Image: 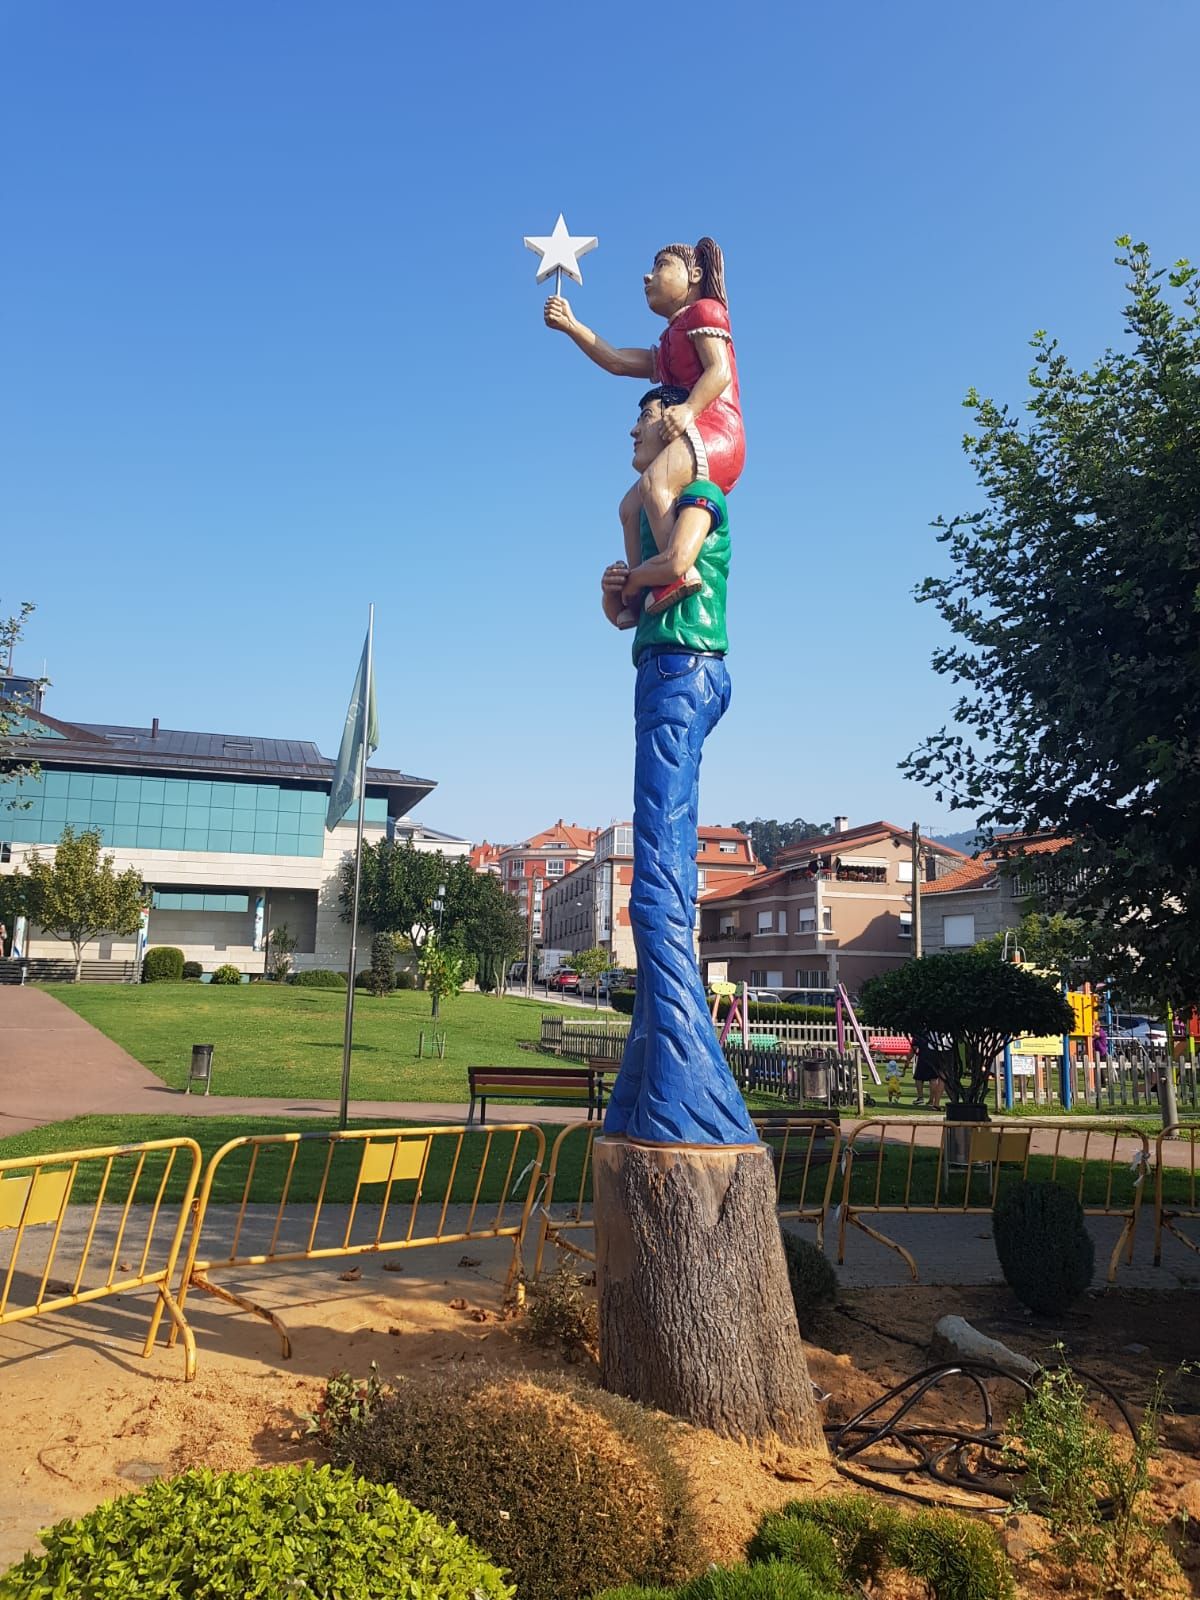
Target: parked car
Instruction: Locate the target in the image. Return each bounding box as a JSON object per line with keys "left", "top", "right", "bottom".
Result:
{"left": 580, "top": 968, "right": 626, "bottom": 998}
{"left": 547, "top": 969, "right": 581, "bottom": 993}
{"left": 507, "top": 961, "right": 527, "bottom": 986}
{"left": 745, "top": 989, "right": 782, "bottom": 1005}
{"left": 780, "top": 989, "right": 838, "bottom": 1009}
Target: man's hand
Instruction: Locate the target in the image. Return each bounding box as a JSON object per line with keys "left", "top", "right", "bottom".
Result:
{"left": 602, "top": 561, "right": 631, "bottom": 627}
{"left": 544, "top": 295, "right": 577, "bottom": 334}
{"left": 660, "top": 403, "right": 695, "bottom": 443}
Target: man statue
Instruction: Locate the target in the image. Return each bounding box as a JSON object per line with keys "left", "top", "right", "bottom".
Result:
{"left": 599, "top": 385, "right": 758, "bottom": 1147}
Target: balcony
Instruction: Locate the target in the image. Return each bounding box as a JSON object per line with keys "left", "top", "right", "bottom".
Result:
{"left": 699, "top": 929, "right": 750, "bottom": 945}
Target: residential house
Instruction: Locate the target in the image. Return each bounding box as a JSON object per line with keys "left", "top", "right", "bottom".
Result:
{"left": 697, "top": 818, "right": 967, "bottom": 995}
{"left": 541, "top": 823, "right": 758, "bottom": 968}
{"left": 921, "top": 833, "right": 1072, "bottom": 953}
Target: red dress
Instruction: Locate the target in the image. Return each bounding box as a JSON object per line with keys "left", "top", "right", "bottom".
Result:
{"left": 653, "top": 297, "right": 744, "bottom": 493}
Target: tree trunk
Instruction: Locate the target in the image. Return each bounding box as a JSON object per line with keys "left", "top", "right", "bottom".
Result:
{"left": 73, "top": 943, "right": 84, "bottom": 982}
{"left": 593, "top": 1136, "right": 826, "bottom": 1449}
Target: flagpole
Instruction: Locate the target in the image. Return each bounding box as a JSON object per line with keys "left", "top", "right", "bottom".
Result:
{"left": 338, "top": 602, "right": 374, "bottom": 1129}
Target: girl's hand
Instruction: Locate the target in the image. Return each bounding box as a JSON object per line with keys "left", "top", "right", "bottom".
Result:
{"left": 660, "top": 403, "right": 695, "bottom": 442}
{"left": 544, "top": 295, "right": 577, "bottom": 333}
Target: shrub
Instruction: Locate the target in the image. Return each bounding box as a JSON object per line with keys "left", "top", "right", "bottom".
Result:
{"left": 209, "top": 963, "right": 243, "bottom": 985}
{"left": 780, "top": 1233, "right": 837, "bottom": 1332}
{"left": 713, "top": 999, "right": 837, "bottom": 1027}
{"left": 142, "top": 945, "right": 184, "bottom": 982}
{"left": 0, "top": 1462, "right": 513, "bottom": 1598}
{"left": 594, "top": 1564, "right": 839, "bottom": 1599}
{"left": 525, "top": 1261, "right": 598, "bottom": 1358}
{"left": 367, "top": 930, "right": 397, "bottom": 996}
{"left": 181, "top": 960, "right": 203, "bottom": 980}
{"left": 891, "top": 1508, "right": 1014, "bottom": 1600}
{"left": 395, "top": 967, "right": 416, "bottom": 989}
{"left": 750, "top": 1496, "right": 896, "bottom": 1587}
{"left": 992, "top": 1180, "right": 1094, "bottom": 1315}
{"left": 292, "top": 968, "right": 348, "bottom": 989}
{"left": 611, "top": 987, "right": 636, "bottom": 1014}
{"left": 319, "top": 1373, "right": 698, "bottom": 1600}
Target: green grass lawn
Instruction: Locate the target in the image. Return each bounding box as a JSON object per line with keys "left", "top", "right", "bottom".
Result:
{"left": 44, "top": 983, "right": 614, "bottom": 1101}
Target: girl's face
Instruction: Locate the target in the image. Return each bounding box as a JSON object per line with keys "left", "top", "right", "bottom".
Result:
{"left": 644, "top": 251, "right": 698, "bottom": 317}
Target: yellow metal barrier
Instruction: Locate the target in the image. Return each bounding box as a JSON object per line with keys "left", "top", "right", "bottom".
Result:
{"left": 0, "top": 1138, "right": 202, "bottom": 1378}
{"left": 174, "top": 1124, "right": 545, "bottom": 1358}
{"left": 532, "top": 1116, "right": 842, "bottom": 1278}
{"left": 837, "top": 1118, "right": 1149, "bottom": 1282}
{"left": 1155, "top": 1124, "right": 1200, "bottom": 1264}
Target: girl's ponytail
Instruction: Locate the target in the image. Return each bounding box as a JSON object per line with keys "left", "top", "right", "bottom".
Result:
{"left": 694, "top": 237, "right": 727, "bottom": 306}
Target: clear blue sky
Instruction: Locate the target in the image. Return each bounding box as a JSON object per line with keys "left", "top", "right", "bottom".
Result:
{"left": 2, "top": 2, "right": 1195, "bottom": 845}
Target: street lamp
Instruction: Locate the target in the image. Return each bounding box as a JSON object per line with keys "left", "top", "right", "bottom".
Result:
{"left": 430, "top": 883, "right": 446, "bottom": 1019}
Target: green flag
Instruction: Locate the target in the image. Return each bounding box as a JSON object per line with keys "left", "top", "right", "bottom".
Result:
{"left": 325, "top": 628, "right": 379, "bottom": 831}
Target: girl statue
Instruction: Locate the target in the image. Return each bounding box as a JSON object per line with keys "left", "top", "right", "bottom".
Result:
{"left": 545, "top": 236, "right": 744, "bottom": 625}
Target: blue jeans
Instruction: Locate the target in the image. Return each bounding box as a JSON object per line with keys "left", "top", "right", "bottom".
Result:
{"left": 604, "top": 650, "right": 758, "bottom": 1145}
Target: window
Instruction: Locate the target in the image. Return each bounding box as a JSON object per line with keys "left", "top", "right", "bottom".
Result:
{"left": 757, "top": 910, "right": 774, "bottom": 934}
{"left": 777, "top": 910, "right": 787, "bottom": 934}
{"left": 719, "top": 842, "right": 737, "bottom": 854}
{"left": 796, "top": 968, "right": 825, "bottom": 988}
{"left": 821, "top": 907, "right": 833, "bottom": 932}
{"left": 545, "top": 859, "right": 564, "bottom": 876}
{"left": 719, "top": 917, "right": 736, "bottom": 935}
{"left": 796, "top": 909, "right": 816, "bottom": 933}
{"left": 898, "top": 859, "right": 913, "bottom": 882}
{"left": 697, "top": 870, "right": 707, "bottom": 889}
{"left": 0, "top": 842, "right": 9, "bottom": 864}
{"left": 899, "top": 912, "right": 912, "bottom": 938}
{"left": 943, "top": 913, "right": 975, "bottom": 947}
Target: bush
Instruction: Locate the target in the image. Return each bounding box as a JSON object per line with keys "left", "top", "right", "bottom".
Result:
{"left": 780, "top": 1233, "right": 837, "bottom": 1332}
{"left": 142, "top": 946, "right": 184, "bottom": 982}
{"left": 181, "top": 960, "right": 203, "bottom": 980}
{"left": 367, "top": 931, "right": 397, "bottom": 996}
{"left": 209, "top": 963, "right": 243, "bottom": 985}
{"left": 594, "top": 1564, "right": 839, "bottom": 1599}
{"left": 0, "top": 1462, "right": 513, "bottom": 1598}
{"left": 749, "top": 1496, "right": 1013, "bottom": 1600}
{"left": 992, "top": 1180, "right": 1094, "bottom": 1315}
{"left": 714, "top": 999, "right": 837, "bottom": 1027}
{"left": 318, "top": 1373, "right": 698, "bottom": 1600}
{"left": 396, "top": 967, "right": 416, "bottom": 989}
{"left": 292, "top": 968, "right": 348, "bottom": 989}
{"left": 525, "top": 1261, "right": 598, "bottom": 1358}
{"left": 611, "top": 987, "right": 636, "bottom": 1014}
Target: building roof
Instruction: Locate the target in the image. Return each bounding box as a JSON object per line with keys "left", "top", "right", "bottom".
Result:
{"left": 697, "top": 825, "right": 753, "bottom": 842}
{"left": 12, "top": 711, "right": 437, "bottom": 818}
{"left": 775, "top": 820, "right": 969, "bottom": 866}
{"left": 504, "top": 820, "right": 598, "bottom": 854}
{"left": 922, "top": 833, "right": 1071, "bottom": 896}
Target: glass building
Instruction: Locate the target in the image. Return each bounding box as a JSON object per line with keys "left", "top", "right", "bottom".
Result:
{"left": 0, "top": 689, "right": 440, "bottom": 975}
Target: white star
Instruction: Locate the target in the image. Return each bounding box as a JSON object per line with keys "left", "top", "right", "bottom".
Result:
{"left": 523, "top": 213, "right": 598, "bottom": 286}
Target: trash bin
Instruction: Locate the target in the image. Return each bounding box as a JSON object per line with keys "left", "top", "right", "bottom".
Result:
{"left": 801, "top": 1060, "right": 830, "bottom": 1105}
{"left": 187, "top": 1044, "right": 214, "bottom": 1096}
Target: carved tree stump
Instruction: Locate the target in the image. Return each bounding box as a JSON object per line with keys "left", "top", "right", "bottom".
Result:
{"left": 593, "top": 1136, "right": 826, "bottom": 1449}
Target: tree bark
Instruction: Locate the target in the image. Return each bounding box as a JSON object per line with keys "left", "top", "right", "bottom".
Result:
{"left": 593, "top": 1136, "right": 826, "bottom": 1449}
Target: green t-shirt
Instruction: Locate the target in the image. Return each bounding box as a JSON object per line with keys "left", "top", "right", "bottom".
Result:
{"left": 632, "top": 479, "right": 730, "bottom": 664}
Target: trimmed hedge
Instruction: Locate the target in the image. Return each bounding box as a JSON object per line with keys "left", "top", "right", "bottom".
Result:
{"left": 209, "top": 963, "right": 243, "bottom": 985}
{"left": 181, "top": 960, "right": 203, "bottom": 980}
{"left": 0, "top": 1463, "right": 514, "bottom": 1598}
{"left": 316, "top": 1372, "right": 698, "bottom": 1600}
{"left": 142, "top": 946, "right": 184, "bottom": 983}
{"left": 993, "top": 1180, "right": 1094, "bottom": 1315}
{"left": 609, "top": 992, "right": 836, "bottom": 1025}
{"left": 292, "top": 969, "right": 348, "bottom": 989}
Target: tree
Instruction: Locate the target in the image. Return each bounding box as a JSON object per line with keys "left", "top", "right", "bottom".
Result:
{"left": 569, "top": 945, "right": 612, "bottom": 1010}
{"left": 342, "top": 843, "right": 488, "bottom": 955}
{"left": 0, "top": 601, "right": 45, "bottom": 797}
{"left": 265, "top": 922, "right": 297, "bottom": 982}
{"left": 16, "top": 827, "right": 146, "bottom": 980}
{"left": 730, "top": 817, "right": 832, "bottom": 867}
{"left": 366, "top": 931, "right": 397, "bottom": 997}
{"left": 903, "top": 240, "right": 1200, "bottom": 1006}
{"left": 417, "top": 934, "right": 463, "bottom": 1020}
{"left": 464, "top": 876, "right": 527, "bottom": 995}
{"left": 974, "top": 909, "right": 1106, "bottom": 984}
{"left": 860, "top": 950, "right": 1073, "bottom": 1106}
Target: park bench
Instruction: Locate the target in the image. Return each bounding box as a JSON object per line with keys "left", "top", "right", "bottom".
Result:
{"left": 467, "top": 1064, "right": 610, "bottom": 1126}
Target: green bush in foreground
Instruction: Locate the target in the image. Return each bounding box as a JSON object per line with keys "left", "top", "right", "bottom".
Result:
{"left": 291, "top": 968, "right": 347, "bottom": 989}
{"left": 141, "top": 945, "right": 183, "bottom": 982}
{"left": 992, "top": 1179, "right": 1094, "bottom": 1315}
{"left": 0, "top": 1463, "right": 513, "bottom": 1598}
{"left": 317, "top": 1372, "right": 698, "bottom": 1600}
{"left": 594, "top": 1561, "right": 839, "bottom": 1598}
{"left": 209, "top": 962, "right": 243, "bottom": 985}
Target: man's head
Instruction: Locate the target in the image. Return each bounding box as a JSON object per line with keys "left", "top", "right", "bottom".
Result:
{"left": 631, "top": 385, "right": 688, "bottom": 472}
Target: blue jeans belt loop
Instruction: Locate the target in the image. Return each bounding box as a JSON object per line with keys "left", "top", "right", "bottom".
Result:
{"left": 638, "top": 645, "right": 725, "bottom": 662}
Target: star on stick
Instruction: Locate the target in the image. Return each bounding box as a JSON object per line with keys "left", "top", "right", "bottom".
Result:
{"left": 524, "top": 213, "right": 598, "bottom": 294}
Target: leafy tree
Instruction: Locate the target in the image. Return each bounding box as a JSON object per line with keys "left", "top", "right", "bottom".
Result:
{"left": 465, "top": 876, "right": 527, "bottom": 996}
{"left": 0, "top": 601, "right": 45, "bottom": 798}
{"left": 418, "top": 934, "right": 464, "bottom": 1020}
{"left": 903, "top": 240, "right": 1200, "bottom": 1005}
{"left": 265, "top": 921, "right": 297, "bottom": 982}
{"left": 974, "top": 909, "right": 1106, "bottom": 984}
{"left": 730, "top": 817, "right": 832, "bottom": 868}
{"left": 860, "top": 950, "right": 1073, "bottom": 1105}
{"left": 342, "top": 842, "right": 487, "bottom": 954}
{"left": 569, "top": 945, "right": 612, "bottom": 1010}
{"left": 15, "top": 826, "right": 146, "bottom": 980}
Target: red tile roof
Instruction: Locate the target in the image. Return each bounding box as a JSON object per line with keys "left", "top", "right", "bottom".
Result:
{"left": 922, "top": 834, "right": 1071, "bottom": 896}
{"left": 775, "top": 821, "right": 969, "bottom": 865}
